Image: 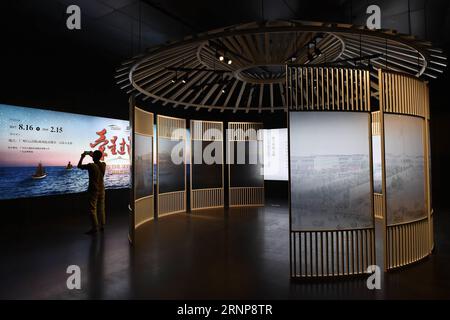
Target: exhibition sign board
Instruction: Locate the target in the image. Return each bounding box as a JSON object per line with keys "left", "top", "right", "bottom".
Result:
{"left": 262, "top": 128, "right": 288, "bottom": 181}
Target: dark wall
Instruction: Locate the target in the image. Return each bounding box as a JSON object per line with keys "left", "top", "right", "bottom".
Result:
{"left": 0, "top": 1, "right": 129, "bottom": 120}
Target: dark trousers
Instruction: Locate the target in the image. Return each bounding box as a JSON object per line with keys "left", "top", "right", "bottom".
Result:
{"left": 88, "top": 191, "right": 105, "bottom": 228}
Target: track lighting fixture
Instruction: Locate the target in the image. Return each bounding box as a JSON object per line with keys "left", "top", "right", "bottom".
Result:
{"left": 314, "top": 47, "right": 322, "bottom": 57}
{"left": 171, "top": 71, "right": 178, "bottom": 84}
{"left": 226, "top": 57, "right": 232, "bottom": 65}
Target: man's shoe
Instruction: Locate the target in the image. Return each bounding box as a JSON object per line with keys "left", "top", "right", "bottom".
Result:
{"left": 85, "top": 228, "right": 98, "bottom": 235}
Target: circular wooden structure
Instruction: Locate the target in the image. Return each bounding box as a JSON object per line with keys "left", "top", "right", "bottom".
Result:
{"left": 116, "top": 20, "right": 446, "bottom": 113}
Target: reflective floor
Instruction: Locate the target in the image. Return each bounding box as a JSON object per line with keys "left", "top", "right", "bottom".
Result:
{"left": 1, "top": 191, "right": 449, "bottom": 299}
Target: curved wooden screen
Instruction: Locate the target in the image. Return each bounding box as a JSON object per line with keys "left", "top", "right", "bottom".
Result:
{"left": 291, "top": 228, "right": 375, "bottom": 277}
{"left": 285, "top": 66, "right": 371, "bottom": 112}
{"left": 227, "top": 122, "right": 264, "bottom": 207}
{"left": 190, "top": 120, "right": 224, "bottom": 210}
{"left": 157, "top": 115, "right": 186, "bottom": 216}
{"left": 287, "top": 66, "right": 375, "bottom": 278}
{"left": 378, "top": 69, "right": 432, "bottom": 270}
{"left": 134, "top": 108, "right": 154, "bottom": 228}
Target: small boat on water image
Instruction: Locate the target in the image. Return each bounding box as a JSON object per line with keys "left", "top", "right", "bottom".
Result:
{"left": 65, "top": 161, "right": 73, "bottom": 170}
{"left": 32, "top": 162, "right": 47, "bottom": 179}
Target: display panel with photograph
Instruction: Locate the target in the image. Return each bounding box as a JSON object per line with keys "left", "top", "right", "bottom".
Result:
{"left": 289, "top": 112, "right": 372, "bottom": 230}
{"left": 384, "top": 114, "right": 426, "bottom": 224}
{"left": 158, "top": 138, "right": 185, "bottom": 193}
{"left": 134, "top": 134, "right": 153, "bottom": 199}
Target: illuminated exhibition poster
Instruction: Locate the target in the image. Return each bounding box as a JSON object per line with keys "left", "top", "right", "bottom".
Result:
{"left": 263, "top": 128, "right": 288, "bottom": 181}
{"left": 289, "top": 112, "right": 372, "bottom": 230}
{"left": 0, "top": 104, "right": 130, "bottom": 199}
{"left": 384, "top": 114, "right": 426, "bottom": 224}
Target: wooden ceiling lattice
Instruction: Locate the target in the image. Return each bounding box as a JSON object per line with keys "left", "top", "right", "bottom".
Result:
{"left": 116, "top": 20, "right": 446, "bottom": 113}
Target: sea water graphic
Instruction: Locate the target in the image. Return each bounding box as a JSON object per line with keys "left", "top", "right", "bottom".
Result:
{"left": 0, "top": 166, "right": 130, "bottom": 199}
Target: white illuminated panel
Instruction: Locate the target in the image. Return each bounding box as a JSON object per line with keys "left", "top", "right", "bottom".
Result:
{"left": 263, "top": 128, "right": 288, "bottom": 181}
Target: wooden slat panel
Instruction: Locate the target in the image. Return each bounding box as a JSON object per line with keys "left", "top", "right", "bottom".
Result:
{"left": 192, "top": 188, "right": 224, "bottom": 210}
{"left": 229, "top": 187, "right": 264, "bottom": 207}
{"left": 158, "top": 191, "right": 186, "bottom": 216}
{"left": 386, "top": 217, "right": 430, "bottom": 269}
{"left": 135, "top": 196, "right": 154, "bottom": 227}
{"left": 374, "top": 193, "right": 384, "bottom": 219}
{"left": 287, "top": 66, "right": 371, "bottom": 112}
{"left": 290, "top": 228, "right": 375, "bottom": 278}
{"left": 379, "top": 70, "right": 428, "bottom": 117}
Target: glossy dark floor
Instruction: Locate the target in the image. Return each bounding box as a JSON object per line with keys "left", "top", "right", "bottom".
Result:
{"left": 1, "top": 190, "right": 449, "bottom": 299}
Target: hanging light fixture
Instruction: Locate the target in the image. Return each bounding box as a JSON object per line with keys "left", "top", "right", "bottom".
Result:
{"left": 171, "top": 71, "right": 178, "bottom": 84}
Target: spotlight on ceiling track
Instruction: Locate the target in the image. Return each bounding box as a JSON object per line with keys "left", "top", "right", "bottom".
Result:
{"left": 226, "top": 57, "right": 232, "bottom": 65}
{"left": 221, "top": 83, "right": 228, "bottom": 94}
{"left": 315, "top": 47, "right": 322, "bottom": 57}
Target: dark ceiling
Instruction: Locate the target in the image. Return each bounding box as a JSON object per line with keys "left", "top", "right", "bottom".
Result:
{"left": 1, "top": 0, "right": 450, "bottom": 120}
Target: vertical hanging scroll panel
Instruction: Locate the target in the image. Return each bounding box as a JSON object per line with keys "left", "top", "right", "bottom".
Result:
{"left": 228, "top": 122, "right": 264, "bottom": 207}
{"left": 378, "top": 69, "right": 432, "bottom": 270}
{"left": 157, "top": 115, "right": 186, "bottom": 216}
{"left": 134, "top": 107, "right": 154, "bottom": 229}
{"left": 190, "top": 120, "right": 224, "bottom": 210}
